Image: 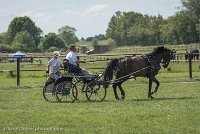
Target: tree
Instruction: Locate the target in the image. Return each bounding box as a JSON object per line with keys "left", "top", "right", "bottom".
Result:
{"left": 106, "top": 2, "right": 200, "bottom": 46}
{"left": 0, "top": 44, "right": 13, "bottom": 52}
{"left": 106, "top": 11, "right": 123, "bottom": 46}
{"left": 182, "top": 0, "right": 200, "bottom": 21}
{"left": 58, "top": 25, "right": 78, "bottom": 46}
{"left": 106, "top": 38, "right": 116, "bottom": 48}
{"left": 181, "top": 0, "right": 200, "bottom": 41}
{"left": 161, "top": 11, "right": 199, "bottom": 44}
{"left": 38, "top": 33, "right": 65, "bottom": 51}
{"left": 0, "top": 32, "right": 10, "bottom": 45}
{"left": 175, "top": 11, "right": 199, "bottom": 43}
{"left": 107, "top": 11, "right": 152, "bottom": 46}
{"left": 91, "top": 39, "right": 98, "bottom": 47}
{"left": 94, "top": 34, "right": 107, "bottom": 40}
{"left": 161, "top": 16, "right": 181, "bottom": 44}
{"left": 129, "top": 22, "right": 149, "bottom": 45}
{"left": 86, "top": 37, "right": 94, "bottom": 42}
{"left": 7, "top": 16, "right": 42, "bottom": 46}
{"left": 12, "top": 31, "right": 36, "bottom": 51}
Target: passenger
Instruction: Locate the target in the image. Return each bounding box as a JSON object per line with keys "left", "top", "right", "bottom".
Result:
{"left": 45, "top": 51, "right": 63, "bottom": 86}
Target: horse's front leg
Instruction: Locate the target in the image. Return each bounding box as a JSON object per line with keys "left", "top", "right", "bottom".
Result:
{"left": 118, "top": 81, "right": 125, "bottom": 100}
{"left": 151, "top": 77, "right": 160, "bottom": 95}
{"left": 112, "top": 82, "right": 120, "bottom": 100}
{"left": 148, "top": 78, "right": 154, "bottom": 99}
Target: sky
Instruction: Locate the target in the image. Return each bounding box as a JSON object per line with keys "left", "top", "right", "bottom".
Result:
{"left": 0, "top": 0, "right": 182, "bottom": 39}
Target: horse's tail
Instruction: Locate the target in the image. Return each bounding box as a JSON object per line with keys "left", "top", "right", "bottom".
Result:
{"left": 103, "top": 58, "right": 119, "bottom": 87}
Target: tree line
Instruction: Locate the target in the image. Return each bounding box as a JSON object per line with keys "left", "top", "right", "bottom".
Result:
{"left": 0, "top": 0, "right": 199, "bottom": 53}
{"left": 106, "top": 0, "right": 200, "bottom": 46}
{"left": 0, "top": 16, "right": 78, "bottom": 52}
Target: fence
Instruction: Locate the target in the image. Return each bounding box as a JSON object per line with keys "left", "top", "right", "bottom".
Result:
{"left": 0, "top": 53, "right": 199, "bottom": 86}
{"left": 115, "top": 44, "right": 200, "bottom": 53}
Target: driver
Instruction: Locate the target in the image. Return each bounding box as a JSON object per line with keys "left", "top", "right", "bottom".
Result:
{"left": 66, "top": 44, "right": 96, "bottom": 79}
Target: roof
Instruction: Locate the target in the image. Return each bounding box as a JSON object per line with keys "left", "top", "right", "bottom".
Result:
{"left": 14, "top": 51, "right": 26, "bottom": 56}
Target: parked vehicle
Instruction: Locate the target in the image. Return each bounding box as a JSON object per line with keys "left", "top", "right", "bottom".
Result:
{"left": 86, "top": 49, "right": 94, "bottom": 55}
{"left": 8, "top": 51, "right": 32, "bottom": 62}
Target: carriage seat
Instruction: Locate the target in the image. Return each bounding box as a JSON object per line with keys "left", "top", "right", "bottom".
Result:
{"left": 63, "top": 59, "right": 82, "bottom": 75}
{"left": 63, "top": 59, "right": 100, "bottom": 82}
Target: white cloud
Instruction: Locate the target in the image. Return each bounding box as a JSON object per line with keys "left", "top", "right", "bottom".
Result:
{"left": 20, "top": 10, "right": 45, "bottom": 18}
{"left": 84, "top": 4, "right": 107, "bottom": 14}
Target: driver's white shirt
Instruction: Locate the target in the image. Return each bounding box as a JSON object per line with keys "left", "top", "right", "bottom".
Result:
{"left": 66, "top": 51, "right": 78, "bottom": 66}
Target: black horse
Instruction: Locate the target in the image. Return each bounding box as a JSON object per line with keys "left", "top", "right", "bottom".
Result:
{"left": 185, "top": 49, "right": 199, "bottom": 60}
{"left": 104, "top": 46, "right": 175, "bottom": 99}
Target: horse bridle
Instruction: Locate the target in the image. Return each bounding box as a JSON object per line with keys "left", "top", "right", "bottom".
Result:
{"left": 161, "top": 51, "right": 174, "bottom": 68}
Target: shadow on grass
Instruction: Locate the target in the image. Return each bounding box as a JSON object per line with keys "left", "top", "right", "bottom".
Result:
{"left": 76, "top": 99, "right": 117, "bottom": 103}
{"left": 43, "top": 99, "right": 117, "bottom": 104}
{"left": 129, "top": 96, "right": 195, "bottom": 102}
{"left": 42, "top": 97, "right": 195, "bottom": 104}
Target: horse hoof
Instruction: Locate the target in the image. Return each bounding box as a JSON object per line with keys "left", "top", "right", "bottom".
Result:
{"left": 121, "top": 96, "right": 125, "bottom": 100}
{"left": 115, "top": 97, "right": 120, "bottom": 100}
{"left": 148, "top": 96, "right": 154, "bottom": 99}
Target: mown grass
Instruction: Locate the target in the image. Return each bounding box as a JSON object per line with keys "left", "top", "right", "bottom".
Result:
{"left": 0, "top": 69, "right": 200, "bottom": 134}
{"left": 0, "top": 46, "right": 200, "bottom": 133}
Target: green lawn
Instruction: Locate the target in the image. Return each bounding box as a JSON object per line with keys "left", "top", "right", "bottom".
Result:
{"left": 0, "top": 69, "right": 200, "bottom": 133}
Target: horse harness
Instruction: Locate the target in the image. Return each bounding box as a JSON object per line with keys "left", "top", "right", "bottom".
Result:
{"left": 142, "top": 55, "right": 161, "bottom": 78}
{"left": 111, "top": 55, "right": 161, "bottom": 82}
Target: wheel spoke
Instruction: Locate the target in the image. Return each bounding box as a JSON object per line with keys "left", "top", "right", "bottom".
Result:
{"left": 86, "top": 81, "right": 106, "bottom": 101}
{"left": 56, "top": 81, "right": 77, "bottom": 103}
{"left": 43, "top": 83, "right": 57, "bottom": 102}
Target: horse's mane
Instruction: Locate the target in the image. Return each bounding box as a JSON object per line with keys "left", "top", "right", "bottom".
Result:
{"left": 150, "top": 46, "right": 171, "bottom": 56}
{"left": 103, "top": 58, "right": 119, "bottom": 87}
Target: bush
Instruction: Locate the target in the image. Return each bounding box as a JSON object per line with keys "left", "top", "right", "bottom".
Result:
{"left": 0, "top": 44, "right": 14, "bottom": 53}
{"left": 48, "top": 46, "right": 59, "bottom": 52}
{"left": 38, "top": 33, "right": 66, "bottom": 51}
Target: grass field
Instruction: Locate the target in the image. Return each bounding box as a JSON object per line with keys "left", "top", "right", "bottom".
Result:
{"left": 1, "top": 45, "right": 200, "bottom": 134}
{"left": 0, "top": 63, "right": 200, "bottom": 134}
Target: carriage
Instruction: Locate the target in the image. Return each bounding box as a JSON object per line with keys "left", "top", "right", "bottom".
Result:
{"left": 43, "top": 46, "right": 175, "bottom": 102}
{"left": 42, "top": 61, "right": 107, "bottom": 103}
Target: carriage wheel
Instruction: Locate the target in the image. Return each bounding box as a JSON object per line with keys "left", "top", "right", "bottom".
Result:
{"left": 43, "top": 83, "right": 57, "bottom": 102}
{"left": 56, "top": 81, "right": 78, "bottom": 103}
{"left": 74, "top": 81, "right": 88, "bottom": 102}
{"left": 85, "top": 80, "right": 107, "bottom": 101}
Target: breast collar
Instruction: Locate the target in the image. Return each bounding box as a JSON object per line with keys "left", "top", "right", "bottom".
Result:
{"left": 142, "top": 55, "right": 151, "bottom": 68}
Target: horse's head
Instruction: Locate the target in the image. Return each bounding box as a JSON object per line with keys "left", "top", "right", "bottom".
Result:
{"left": 152, "top": 46, "right": 175, "bottom": 68}
{"left": 161, "top": 49, "right": 175, "bottom": 68}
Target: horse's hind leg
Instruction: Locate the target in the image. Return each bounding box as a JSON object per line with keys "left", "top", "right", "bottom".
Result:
{"left": 118, "top": 81, "right": 125, "bottom": 100}
{"left": 151, "top": 77, "right": 160, "bottom": 95}
{"left": 148, "top": 78, "right": 154, "bottom": 99}
{"left": 112, "top": 83, "right": 120, "bottom": 100}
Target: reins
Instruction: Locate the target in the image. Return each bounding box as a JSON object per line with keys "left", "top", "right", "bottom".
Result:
{"left": 105, "top": 66, "right": 151, "bottom": 84}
